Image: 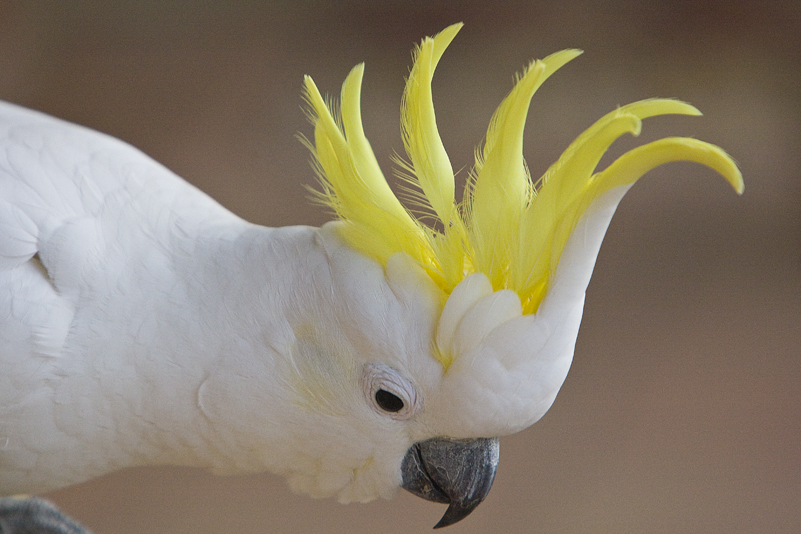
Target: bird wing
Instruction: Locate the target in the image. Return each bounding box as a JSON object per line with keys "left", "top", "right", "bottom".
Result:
{"left": 0, "top": 100, "right": 239, "bottom": 339}
{"left": 0, "top": 101, "right": 237, "bottom": 270}
{"left": 0, "top": 101, "right": 242, "bottom": 490}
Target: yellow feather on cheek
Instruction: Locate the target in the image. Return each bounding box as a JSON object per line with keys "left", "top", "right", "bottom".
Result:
{"left": 302, "top": 23, "right": 743, "bottom": 361}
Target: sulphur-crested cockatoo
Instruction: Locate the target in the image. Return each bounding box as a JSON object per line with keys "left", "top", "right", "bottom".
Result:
{"left": 0, "top": 24, "right": 741, "bottom": 531}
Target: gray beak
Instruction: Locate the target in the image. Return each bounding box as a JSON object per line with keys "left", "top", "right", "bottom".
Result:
{"left": 401, "top": 436, "right": 500, "bottom": 529}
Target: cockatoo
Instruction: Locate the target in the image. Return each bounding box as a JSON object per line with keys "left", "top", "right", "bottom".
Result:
{"left": 0, "top": 24, "right": 741, "bottom": 532}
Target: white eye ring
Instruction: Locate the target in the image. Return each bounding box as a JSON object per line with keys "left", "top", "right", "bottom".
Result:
{"left": 362, "top": 363, "right": 421, "bottom": 420}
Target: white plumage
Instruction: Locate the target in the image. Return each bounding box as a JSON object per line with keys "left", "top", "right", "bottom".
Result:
{"left": 0, "top": 98, "right": 618, "bottom": 499}
{"left": 0, "top": 24, "right": 742, "bottom": 531}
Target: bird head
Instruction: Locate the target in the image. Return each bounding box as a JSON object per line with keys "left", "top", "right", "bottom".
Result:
{"left": 291, "top": 23, "right": 742, "bottom": 527}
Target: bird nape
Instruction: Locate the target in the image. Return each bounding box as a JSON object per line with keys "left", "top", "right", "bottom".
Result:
{"left": 0, "top": 23, "right": 741, "bottom": 532}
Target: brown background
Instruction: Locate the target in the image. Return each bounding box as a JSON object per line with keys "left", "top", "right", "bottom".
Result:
{"left": 1, "top": 1, "right": 799, "bottom": 533}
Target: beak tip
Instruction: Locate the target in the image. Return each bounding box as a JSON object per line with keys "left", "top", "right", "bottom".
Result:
{"left": 433, "top": 502, "right": 479, "bottom": 529}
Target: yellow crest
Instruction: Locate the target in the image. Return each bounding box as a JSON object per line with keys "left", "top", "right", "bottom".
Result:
{"left": 302, "top": 23, "right": 743, "bottom": 315}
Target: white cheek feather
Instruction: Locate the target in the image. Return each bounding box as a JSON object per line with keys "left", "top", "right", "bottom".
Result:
{"left": 429, "top": 185, "right": 633, "bottom": 437}
{"left": 435, "top": 273, "right": 492, "bottom": 360}
{"left": 451, "top": 289, "right": 522, "bottom": 359}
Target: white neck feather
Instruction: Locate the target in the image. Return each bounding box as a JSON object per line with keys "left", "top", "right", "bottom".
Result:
{"left": 11, "top": 221, "right": 331, "bottom": 493}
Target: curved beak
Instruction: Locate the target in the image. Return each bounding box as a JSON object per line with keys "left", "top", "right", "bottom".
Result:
{"left": 400, "top": 436, "right": 499, "bottom": 529}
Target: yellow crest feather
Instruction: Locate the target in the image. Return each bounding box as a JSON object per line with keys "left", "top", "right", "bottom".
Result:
{"left": 303, "top": 24, "right": 743, "bottom": 336}
{"left": 401, "top": 23, "right": 461, "bottom": 228}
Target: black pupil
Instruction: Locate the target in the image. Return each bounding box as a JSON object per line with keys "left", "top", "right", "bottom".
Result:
{"left": 375, "top": 389, "right": 404, "bottom": 412}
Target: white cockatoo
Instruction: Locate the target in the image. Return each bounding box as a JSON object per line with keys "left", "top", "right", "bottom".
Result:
{"left": 0, "top": 24, "right": 741, "bottom": 531}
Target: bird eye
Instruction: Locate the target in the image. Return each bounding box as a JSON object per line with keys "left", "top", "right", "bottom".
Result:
{"left": 362, "top": 363, "right": 420, "bottom": 420}
{"left": 375, "top": 389, "right": 404, "bottom": 412}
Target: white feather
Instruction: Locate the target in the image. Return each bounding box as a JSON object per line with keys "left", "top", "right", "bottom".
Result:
{"left": 435, "top": 272, "right": 492, "bottom": 358}
{"left": 427, "top": 185, "right": 631, "bottom": 437}
{"left": 0, "top": 99, "right": 632, "bottom": 506}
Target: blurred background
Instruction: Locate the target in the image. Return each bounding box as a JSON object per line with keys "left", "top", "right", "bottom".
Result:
{"left": 1, "top": 1, "right": 799, "bottom": 532}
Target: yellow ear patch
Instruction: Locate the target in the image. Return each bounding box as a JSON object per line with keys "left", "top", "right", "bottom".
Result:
{"left": 302, "top": 23, "right": 743, "bottom": 316}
